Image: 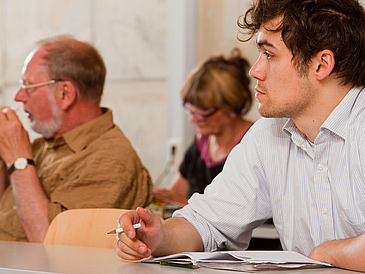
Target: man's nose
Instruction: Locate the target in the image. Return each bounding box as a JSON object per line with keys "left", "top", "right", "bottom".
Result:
{"left": 249, "top": 56, "right": 265, "bottom": 81}
{"left": 14, "top": 86, "right": 27, "bottom": 102}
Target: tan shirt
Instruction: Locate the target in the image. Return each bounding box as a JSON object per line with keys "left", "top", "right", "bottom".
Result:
{"left": 0, "top": 108, "right": 153, "bottom": 241}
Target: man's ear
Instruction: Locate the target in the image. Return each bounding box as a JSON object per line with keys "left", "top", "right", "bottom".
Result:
{"left": 314, "top": 50, "right": 335, "bottom": 81}
{"left": 56, "top": 81, "right": 76, "bottom": 110}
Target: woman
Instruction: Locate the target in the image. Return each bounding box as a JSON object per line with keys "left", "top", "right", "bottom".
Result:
{"left": 154, "top": 48, "right": 254, "bottom": 206}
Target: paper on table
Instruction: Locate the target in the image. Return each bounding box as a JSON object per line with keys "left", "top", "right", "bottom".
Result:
{"left": 144, "top": 250, "right": 331, "bottom": 272}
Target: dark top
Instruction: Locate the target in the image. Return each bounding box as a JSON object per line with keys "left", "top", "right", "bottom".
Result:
{"left": 179, "top": 135, "right": 225, "bottom": 197}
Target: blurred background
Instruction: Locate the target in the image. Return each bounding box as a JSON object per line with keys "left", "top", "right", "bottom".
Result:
{"left": 0, "top": 0, "right": 262, "bottom": 185}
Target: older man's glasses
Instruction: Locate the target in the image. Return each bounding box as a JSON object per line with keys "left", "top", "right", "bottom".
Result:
{"left": 19, "top": 79, "right": 57, "bottom": 95}
{"left": 183, "top": 102, "right": 218, "bottom": 121}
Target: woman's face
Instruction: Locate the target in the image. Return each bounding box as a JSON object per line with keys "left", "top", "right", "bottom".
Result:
{"left": 184, "top": 103, "right": 234, "bottom": 136}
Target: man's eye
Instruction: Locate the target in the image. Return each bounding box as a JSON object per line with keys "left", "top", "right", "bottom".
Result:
{"left": 264, "top": 51, "right": 273, "bottom": 60}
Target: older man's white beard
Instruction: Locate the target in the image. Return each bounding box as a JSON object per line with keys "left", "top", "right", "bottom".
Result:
{"left": 31, "top": 106, "right": 63, "bottom": 139}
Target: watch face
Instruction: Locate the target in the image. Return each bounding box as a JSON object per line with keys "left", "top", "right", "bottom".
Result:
{"left": 14, "top": 158, "right": 27, "bottom": 169}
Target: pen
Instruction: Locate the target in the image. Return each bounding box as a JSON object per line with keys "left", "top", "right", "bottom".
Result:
{"left": 107, "top": 223, "right": 141, "bottom": 234}
{"left": 160, "top": 261, "right": 198, "bottom": 269}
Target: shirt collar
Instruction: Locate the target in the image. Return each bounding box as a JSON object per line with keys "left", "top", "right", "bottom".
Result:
{"left": 320, "top": 86, "right": 364, "bottom": 140}
{"left": 282, "top": 119, "right": 307, "bottom": 147}
{"left": 46, "top": 108, "right": 114, "bottom": 152}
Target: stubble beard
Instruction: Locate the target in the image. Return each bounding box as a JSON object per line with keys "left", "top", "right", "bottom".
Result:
{"left": 31, "top": 91, "right": 63, "bottom": 139}
{"left": 257, "top": 80, "right": 315, "bottom": 119}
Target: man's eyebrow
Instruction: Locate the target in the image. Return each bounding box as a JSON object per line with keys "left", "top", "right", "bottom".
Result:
{"left": 256, "top": 39, "right": 276, "bottom": 49}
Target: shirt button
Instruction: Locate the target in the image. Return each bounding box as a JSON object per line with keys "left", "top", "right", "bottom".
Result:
{"left": 318, "top": 163, "right": 323, "bottom": 170}
{"left": 322, "top": 208, "right": 328, "bottom": 215}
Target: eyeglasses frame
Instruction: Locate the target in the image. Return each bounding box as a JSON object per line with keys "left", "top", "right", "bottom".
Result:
{"left": 183, "top": 102, "right": 218, "bottom": 121}
{"left": 19, "top": 79, "right": 59, "bottom": 95}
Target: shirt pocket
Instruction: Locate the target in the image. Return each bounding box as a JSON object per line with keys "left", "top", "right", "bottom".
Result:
{"left": 338, "top": 213, "right": 365, "bottom": 237}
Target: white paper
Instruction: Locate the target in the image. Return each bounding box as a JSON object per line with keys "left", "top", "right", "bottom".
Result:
{"left": 145, "top": 250, "right": 331, "bottom": 272}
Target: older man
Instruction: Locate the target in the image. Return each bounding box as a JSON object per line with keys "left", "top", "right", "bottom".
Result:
{"left": 0, "top": 35, "right": 153, "bottom": 243}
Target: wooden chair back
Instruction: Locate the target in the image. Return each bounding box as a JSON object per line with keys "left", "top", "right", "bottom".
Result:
{"left": 44, "top": 208, "right": 129, "bottom": 248}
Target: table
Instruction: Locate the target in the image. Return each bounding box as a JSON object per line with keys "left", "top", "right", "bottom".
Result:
{"left": 0, "top": 241, "right": 357, "bottom": 274}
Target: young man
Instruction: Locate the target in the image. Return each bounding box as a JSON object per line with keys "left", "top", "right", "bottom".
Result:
{"left": 114, "top": 0, "right": 365, "bottom": 271}
{"left": 0, "top": 35, "right": 153, "bottom": 243}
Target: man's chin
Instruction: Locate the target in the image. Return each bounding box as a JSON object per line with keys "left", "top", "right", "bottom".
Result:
{"left": 258, "top": 107, "right": 275, "bottom": 118}
{"left": 258, "top": 109, "right": 286, "bottom": 119}
{"left": 30, "top": 121, "right": 59, "bottom": 139}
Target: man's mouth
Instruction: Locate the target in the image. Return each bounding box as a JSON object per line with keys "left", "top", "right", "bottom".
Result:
{"left": 255, "top": 84, "right": 267, "bottom": 99}
{"left": 255, "top": 88, "right": 265, "bottom": 98}
{"left": 25, "top": 111, "right": 33, "bottom": 120}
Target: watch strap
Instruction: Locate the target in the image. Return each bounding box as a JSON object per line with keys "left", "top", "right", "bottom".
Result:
{"left": 8, "top": 158, "right": 35, "bottom": 175}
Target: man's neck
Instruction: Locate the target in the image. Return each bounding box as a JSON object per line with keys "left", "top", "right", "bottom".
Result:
{"left": 53, "top": 103, "right": 103, "bottom": 139}
{"left": 293, "top": 84, "right": 352, "bottom": 143}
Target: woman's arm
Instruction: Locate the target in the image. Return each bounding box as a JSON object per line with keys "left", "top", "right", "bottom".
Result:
{"left": 154, "top": 173, "right": 190, "bottom": 206}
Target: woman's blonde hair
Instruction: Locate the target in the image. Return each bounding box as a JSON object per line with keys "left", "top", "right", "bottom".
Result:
{"left": 182, "top": 48, "right": 252, "bottom": 115}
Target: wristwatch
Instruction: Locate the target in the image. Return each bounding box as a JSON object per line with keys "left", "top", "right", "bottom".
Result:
{"left": 8, "top": 158, "right": 35, "bottom": 175}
